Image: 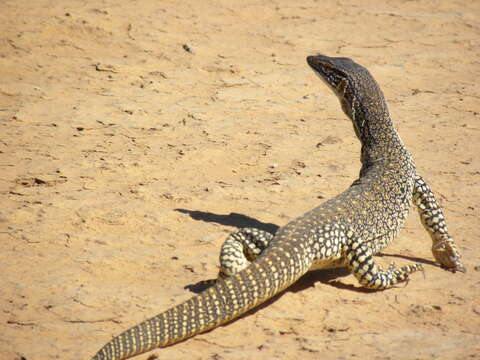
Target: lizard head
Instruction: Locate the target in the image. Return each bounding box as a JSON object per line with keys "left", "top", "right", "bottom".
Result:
{"left": 306, "top": 54, "right": 388, "bottom": 137}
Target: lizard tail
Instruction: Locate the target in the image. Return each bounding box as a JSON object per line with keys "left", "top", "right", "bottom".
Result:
{"left": 91, "top": 246, "right": 308, "bottom": 360}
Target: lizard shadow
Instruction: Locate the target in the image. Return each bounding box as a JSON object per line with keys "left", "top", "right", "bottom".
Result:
{"left": 175, "top": 208, "right": 280, "bottom": 234}
{"left": 377, "top": 252, "right": 437, "bottom": 267}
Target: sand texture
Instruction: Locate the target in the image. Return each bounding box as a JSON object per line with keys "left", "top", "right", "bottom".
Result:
{"left": 1, "top": 0, "right": 479, "bottom": 359}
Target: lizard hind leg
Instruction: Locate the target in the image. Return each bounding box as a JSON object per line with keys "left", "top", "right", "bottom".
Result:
{"left": 345, "top": 240, "right": 423, "bottom": 290}
{"left": 218, "top": 227, "right": 274, "bottom": 279}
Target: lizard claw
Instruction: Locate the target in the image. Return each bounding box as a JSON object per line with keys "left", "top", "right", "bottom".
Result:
{"left": 432, "top": 239, "right": 466, "bottom": 273}
{"left": 441, "top": 260, "right": 466, "bottom": 273}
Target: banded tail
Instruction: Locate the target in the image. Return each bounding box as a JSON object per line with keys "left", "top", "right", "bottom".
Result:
{"left": 91, "top": 245, "right": 310, "bottom": 360}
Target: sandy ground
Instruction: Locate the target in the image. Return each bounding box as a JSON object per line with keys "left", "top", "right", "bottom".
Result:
{"left": 1, "top": 0, "right": 479, "bottom": 359}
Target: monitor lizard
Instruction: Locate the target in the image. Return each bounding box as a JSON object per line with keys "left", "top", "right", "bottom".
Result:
{"left": 91, "top": 54, "right": 465, "bottom": 360}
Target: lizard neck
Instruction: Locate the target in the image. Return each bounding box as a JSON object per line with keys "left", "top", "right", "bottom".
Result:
{"left": 358, "top": 120, "right": 404, "bottom": 166}
{"left": 342, "top": 96, "right": 406, "bottom": 166}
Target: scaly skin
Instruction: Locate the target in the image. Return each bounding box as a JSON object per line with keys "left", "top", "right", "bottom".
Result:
{"left": 91, "top": 54, "right": 465, "bottom": 360}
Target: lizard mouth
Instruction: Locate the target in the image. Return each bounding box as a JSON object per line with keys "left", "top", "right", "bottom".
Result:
{"left": 306, "top": 55, "right": 337, "bottom": 91}
{"left": 306, "top": 54, "right": 336, "bottom": 78}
